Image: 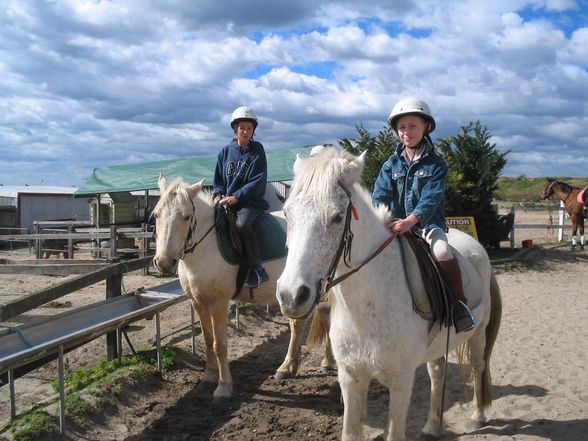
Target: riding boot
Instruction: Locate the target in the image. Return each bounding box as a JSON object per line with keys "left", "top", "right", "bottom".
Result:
{"left": 438, "top": 257, "right": 477, "bottom": 333}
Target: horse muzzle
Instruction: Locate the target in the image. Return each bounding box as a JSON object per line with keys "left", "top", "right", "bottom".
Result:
{"left": 152, "top": 256, "right": 179, "bottom": 276}
{"left": 276, "top": 280, "right": 317, "bottom": 320}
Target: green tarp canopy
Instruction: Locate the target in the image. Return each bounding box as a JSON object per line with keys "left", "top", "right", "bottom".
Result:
{"left": 75, "top": 145, "right": 317, "bottom": 196}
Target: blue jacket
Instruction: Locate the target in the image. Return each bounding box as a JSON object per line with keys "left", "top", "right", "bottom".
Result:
{"left": 372, "top": 140, "right": 447, "bottom": 231}
{"left": 213, "top": 140, "right": 269, "bottom": 211}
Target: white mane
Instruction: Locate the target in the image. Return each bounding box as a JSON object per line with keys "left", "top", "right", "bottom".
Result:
{"left": 287, "top": 147, "right": 390, "bottom": 226}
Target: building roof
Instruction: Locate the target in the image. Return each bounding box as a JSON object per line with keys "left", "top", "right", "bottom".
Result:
{"left": 0, "top": 186, "right": 79, "bottom": 199}
{"left": 75, "top": 145, "right": 316, "bottom": 196}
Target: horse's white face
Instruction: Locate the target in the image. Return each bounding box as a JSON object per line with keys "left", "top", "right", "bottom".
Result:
{"left": 276, "top": 189, "right": 348, "bottom": 318}
{"left": 276, "top": 150, "right": 365, "bottom": 319}
{"left": 152, "top": 175, "right": 204, "bottom": 275}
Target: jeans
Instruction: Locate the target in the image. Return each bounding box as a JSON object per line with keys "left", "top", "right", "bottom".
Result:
{"left": 235, "top": 206, "right": 264, "bottom": 269}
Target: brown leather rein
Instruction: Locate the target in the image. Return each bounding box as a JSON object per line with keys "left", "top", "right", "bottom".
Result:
{"left": 319, "top": 182, "right": 397, "bottom": 300}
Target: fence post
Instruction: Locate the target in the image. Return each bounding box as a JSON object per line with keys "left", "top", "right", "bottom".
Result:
{"left": 105, "top": 264, "right": 122, "bottom": 360}
{"left": 558, "top": 201, "right": 565, "bottom": 243}
{"left": 34, "top": 223, "right": 41, "bottom": 259}
{"left": 109, "top": 226, "right": 118, "bottom": 259}
{"left": 67, "top": 225, "right": 74, "bottom": 259}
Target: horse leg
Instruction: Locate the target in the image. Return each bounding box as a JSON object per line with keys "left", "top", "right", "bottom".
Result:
{"left": 383, "top": 369, "right": 416, "bottom": 441}
{"left": 421, "top": 358, "right": 446, "bottom": 439}
{"left": 192, "top": 301, "right": 219, "bottom": 394}
{"left": 339, "top": 367, "right": 369, "bottom": 441}
{"left": 579, "top": 217, "right": 585, "bottom": 250}
{"left": 306, "top": 302, "right": 336, "bottom": 370}
{"left": 275, "top": 317, "right": 306, "bottom": 379}
{"left": 571, "top": 216, "right": 577, "bottom": 250}
{"left": 465, "top": 328, "right": 490, "bottom": 429}
{"left": 317, "top": 303, "right": 336, "bottom": 370}
{"left": 209, "top": 301, "right": 233, "bottom": 402}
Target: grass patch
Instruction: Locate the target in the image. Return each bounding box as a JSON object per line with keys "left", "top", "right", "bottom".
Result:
{"left": 3, "top": 346, "right": 177, "bottom": 440}
{"left": 9, "top": 411, "right": 58, "bottom": 441}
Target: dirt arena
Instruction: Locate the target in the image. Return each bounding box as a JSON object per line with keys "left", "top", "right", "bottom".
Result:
{"left": 1, "top": 208, "right": 587, "bottom": 440}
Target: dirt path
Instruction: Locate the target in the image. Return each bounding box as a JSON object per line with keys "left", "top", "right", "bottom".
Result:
{"left": 1, "top": 210, "right": 587, "bottom": 440}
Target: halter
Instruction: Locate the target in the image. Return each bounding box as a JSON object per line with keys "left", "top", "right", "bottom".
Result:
{"left": 154, "top": 197, "right": 216, "bottom": 258}
{"left": 543, "top": 180, "right": 557, "bottom": 199}
{"left": 319, "top": 181, "right": 397, "bottom": 300}
{"left": 182, "top": 199, "right": 217, "bottom": 255}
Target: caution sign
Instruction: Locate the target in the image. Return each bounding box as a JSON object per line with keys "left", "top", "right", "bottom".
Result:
{"left": 446, "top": 216, "right": 478, "bottom": 240}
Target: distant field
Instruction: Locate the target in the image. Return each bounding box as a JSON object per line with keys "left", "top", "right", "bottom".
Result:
{"left": 496, "top": 176, "right": 588, "bottom": 202}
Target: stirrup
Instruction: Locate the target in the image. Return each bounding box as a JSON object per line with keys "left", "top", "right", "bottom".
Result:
{"left": 453, "top": 300, "right": 478, "bottom": 333}
{"left": 244, "top": 267, "right": 269, "bottom": 288}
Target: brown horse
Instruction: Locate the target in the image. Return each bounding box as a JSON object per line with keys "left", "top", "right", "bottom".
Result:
{"left": 542, "top": 179, "right": 586, "bottom": 250}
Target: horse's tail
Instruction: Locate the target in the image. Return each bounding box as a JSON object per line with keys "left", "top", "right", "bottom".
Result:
{"left": 480, "top": 270, "right": 502, "bottom": 408}
{"left": 307, "top": 301, "right": 331, "bottom": 346}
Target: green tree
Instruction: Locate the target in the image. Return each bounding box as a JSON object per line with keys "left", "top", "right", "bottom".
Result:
{"left": 340, "top": 120, "right": 509, "bottom": 248}
{"left": 437, "top": 121, "right": 509, "bottom": 247}
{"left": 338, "top": 124, "right": 399, "bottom": 191}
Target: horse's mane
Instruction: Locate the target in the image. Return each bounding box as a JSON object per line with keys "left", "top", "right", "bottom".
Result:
{"left": 153, "top": 178, "right": 213, "bottom": 215}
{"left": 287, "top": 147, "right": 389, "bottom": 225}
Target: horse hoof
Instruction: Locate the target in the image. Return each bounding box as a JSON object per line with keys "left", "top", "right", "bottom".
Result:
{"left": 274, "top": 370, "right": 294, "bottom": 380}
{"left": 196, "top": 380, "right": 217, "bottom": 396}
{"left": 212, "top": 395, "right": 231, "bottom": 408}
{"left": 466, "top": 419, "right": 486, "bottom": 431}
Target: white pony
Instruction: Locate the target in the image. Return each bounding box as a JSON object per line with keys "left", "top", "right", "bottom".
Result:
{"left": 276, "top": 148, "right": 502, "bottom": 441}
{"left": 152, "top": 175, "right": 333, "bottom": 402}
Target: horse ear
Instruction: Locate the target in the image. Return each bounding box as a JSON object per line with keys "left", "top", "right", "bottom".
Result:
{"left": 158, "top": 173, "right": 167, "bottom": 193}
{"left": 343, "top": 151, "right": 367, "bottom": 186}
{"left": 293, "top": 154, "right": 305, "bottom": 176}
{"left": 187, "top": 178, "right": 206, "bottom": 200}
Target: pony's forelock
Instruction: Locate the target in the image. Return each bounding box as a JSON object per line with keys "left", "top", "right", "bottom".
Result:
{"left": 153, "top": 178, "right": 213, "bottom": 215}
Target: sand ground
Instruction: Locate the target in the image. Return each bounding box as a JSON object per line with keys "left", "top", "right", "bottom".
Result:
{"left": 1, "top": 208, "right": 586, "bottom": 440}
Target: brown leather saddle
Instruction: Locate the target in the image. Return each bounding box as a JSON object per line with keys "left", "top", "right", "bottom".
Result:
{"left": 400, "top": 232, "right": 452, "bottom": 329}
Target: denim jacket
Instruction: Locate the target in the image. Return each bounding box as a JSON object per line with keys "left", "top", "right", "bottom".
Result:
{"left": 372, "top": 139, "right": 447, "bottom": 231}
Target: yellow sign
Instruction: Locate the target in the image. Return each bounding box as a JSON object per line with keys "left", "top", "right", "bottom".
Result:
{"left": 446, "top": 216, "right": 478, "bottom": 240}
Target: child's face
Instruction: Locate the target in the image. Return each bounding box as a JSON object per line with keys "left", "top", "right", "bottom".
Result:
{"left": 396, "top": 115, "right": 428, "bottom": 148}
{"left": 235, "top": 121, "right": 255, "bottom": 146}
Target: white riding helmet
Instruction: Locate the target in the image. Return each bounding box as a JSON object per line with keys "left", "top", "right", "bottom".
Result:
{"left": 230, "top": 106, "right": 258, "bottom": 131}
{"left": 387, "top": 97, "right": 436, "bottom": 133}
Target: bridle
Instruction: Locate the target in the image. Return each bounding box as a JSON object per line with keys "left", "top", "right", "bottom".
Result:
{"left": 153, "top": 198, "right": 216, "bottom": 258}
{"left": 542, "top": 180, "right": 557, "bottom": 199}
{"left": 318, "top": 181, "right": 397, "bottom": 301}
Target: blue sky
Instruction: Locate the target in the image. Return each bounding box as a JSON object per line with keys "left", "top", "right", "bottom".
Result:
{"left": 1, "top": 0, "right": 587, "bottom": 186}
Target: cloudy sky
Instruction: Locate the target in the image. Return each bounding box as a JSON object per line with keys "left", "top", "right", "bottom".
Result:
{"left": 1, "top": 0, "right": 587, "bottom": 186}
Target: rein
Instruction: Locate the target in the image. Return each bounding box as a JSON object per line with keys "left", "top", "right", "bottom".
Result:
{"left": 319, "top": 182, "right": 397, "bottom": 299}
{"left": 182, "top": 199, "right": 216, "bottom": 255}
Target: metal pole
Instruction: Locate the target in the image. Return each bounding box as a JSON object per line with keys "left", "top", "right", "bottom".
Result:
{"left": 117, "top": 328, "right": 122, "bottom": 364}
{"left": 8, "top": 369, "right": 16, "bottom": 421}
{"left": 191, "top": 306, "right": 196, "bottom": 355}
{"left": 156, "top": 312, "right": 162, "bottom": 372}
{"left": 235, "top": 302, "right": 240, "bottom": 330}
{"left": 58, "top": 345, "right": 66, "bottom": 435}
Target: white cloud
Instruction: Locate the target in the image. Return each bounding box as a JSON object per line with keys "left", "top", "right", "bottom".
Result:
{"left": 0, "top": 0, "right": 586, "bottom": 186}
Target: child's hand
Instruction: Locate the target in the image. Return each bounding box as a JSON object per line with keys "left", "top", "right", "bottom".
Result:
{"left": 387, "top": 215, "right": 418, "bottom": 234}
{"left": 219, "top": 195, "right": 237, "bottom": 206}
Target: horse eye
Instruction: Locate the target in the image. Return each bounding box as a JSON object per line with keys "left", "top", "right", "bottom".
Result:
{"left": 332, "top": 213, "right": 344, "bottom": 224}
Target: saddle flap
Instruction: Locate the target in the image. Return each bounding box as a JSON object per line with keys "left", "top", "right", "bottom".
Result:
{"left": 214, "top": 206, "right": 287, "bottom": 266}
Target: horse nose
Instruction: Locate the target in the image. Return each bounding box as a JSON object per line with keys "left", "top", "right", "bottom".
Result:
{"left": 295, "top": 285, "right": 312, "bottom": 308}
{"left": 153, "top": 257, "right": 178, "bottom": 276}
{"left": 276, "top": 282, "right": 314, "bottom": 318}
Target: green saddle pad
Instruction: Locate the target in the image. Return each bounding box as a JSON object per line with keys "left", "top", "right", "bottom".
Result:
{"left": 215, "top": 206, "right": 287, "bottom": 266}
